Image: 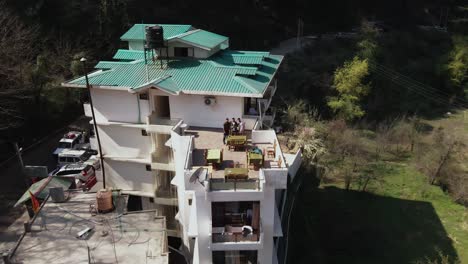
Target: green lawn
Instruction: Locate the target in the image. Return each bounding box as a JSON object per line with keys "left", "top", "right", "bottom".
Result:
{"left": 288, "top": 164, "right": 468, "bottom": 264}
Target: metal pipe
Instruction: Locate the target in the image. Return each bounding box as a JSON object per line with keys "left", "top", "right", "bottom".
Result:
{"left": 81, "top": 58, "right": 106, "bottom": 188}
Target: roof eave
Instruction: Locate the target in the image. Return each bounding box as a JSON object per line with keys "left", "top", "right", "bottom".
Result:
{"left": 182, "top": 90, "right": 263, "bottom": 98}
{"left": 259, "top": 55, "right": 284, "bottom": 97}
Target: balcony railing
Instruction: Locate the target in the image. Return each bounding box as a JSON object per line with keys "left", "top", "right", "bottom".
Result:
{"left": 212, "top": 232, "right": 260, "bottom": 243}
{"left": 209, "top": 178, "right": 261, "bottom": 191}
{"left": 211, "top": 221, "right": 263, "bottom": 247}
{"left": 146, "top": 114, "right": 182, "bottom": 134}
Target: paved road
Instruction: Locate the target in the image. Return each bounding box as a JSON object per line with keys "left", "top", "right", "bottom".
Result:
{"left": 0, "top": 128, "right": 64, "bottom": 257}
{"left": 0, "top": 117, "right": 90, "bottom": 258}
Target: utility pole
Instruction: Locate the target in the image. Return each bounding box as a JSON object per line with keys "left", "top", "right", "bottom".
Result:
{"left": 14, "top": 142, "right": 24, "bottom": 169}
{"left": 14, "top": 142, "right": 29, "bottom": 188}
{"left": 81, "top": 58, "right": 106, "bottom": 188}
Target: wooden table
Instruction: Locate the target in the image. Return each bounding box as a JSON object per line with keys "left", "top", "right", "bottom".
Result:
{"left": 225, "top": 168, "right": 248, "bottom": 180}
{"left": 247, "top": 151, "right": 263, "bottom": 169}
{"left": 207, "top": 149, "right": 221, "bottom": 163}
{"left": 206, "top": 149, "right": 222, "bottom": 169}
{"left": 227, "top": 135, "right": 247, "bottom": 151}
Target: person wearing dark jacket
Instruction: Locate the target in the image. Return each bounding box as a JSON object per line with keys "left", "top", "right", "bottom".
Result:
{"left": 231, "top": 117, "right": 239, "bottom": 134}
{"left": 223, "top": 118, "right": 230, "bottom": 144}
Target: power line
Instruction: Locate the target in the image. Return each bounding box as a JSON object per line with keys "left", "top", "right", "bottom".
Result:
{"left": 369, "top": 61, "right": 467, "bottom": 104}
{"left": 368, "top": 61, "right": 468, "bottom": 109}
{"left": 369, "top": 61, "right": 464, "bottom": 100}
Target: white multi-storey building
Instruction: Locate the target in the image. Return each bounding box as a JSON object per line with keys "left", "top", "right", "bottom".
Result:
{"left": 62, "top": 24, "right": 301, "bottom": 264}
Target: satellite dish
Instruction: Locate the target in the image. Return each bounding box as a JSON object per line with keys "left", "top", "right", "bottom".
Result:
{"left": 189, "top": 167, "right": 206, "bottom": 186}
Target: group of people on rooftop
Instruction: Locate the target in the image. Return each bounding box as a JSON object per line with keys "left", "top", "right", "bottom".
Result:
{"left": 223, "top": 118, "right": 245, "bottom": 144}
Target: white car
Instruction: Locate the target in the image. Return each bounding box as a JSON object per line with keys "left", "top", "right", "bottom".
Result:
{"left": 53, "top": 131, "right": 86, "bottom": 156}
{"left": 53, "top": 163, "right": 97, "bottom": 189}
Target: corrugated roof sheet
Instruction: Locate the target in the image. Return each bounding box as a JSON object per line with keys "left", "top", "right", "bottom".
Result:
{"left": 177, "top": 30, "right": 228, "bottom": 49}
{"left": 67, "top": 49, "right": 282, "bottom": 96}
{"left": 120, "top": 24, "right": 192, "bottom": 41}
{"left": 113, "top": 49, "right": 149, "bottom": 60}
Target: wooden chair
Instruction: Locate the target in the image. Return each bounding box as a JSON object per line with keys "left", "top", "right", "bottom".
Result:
{"left": 266, "top": 139, "right": 276, "bottom": 158}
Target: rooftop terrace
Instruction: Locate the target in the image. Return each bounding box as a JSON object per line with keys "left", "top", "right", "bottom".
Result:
{"left": 186, "top": 127, "right": 286, "bottom": 191}
{"left": 10, "top": 192, "right": 168, "bottom": 264}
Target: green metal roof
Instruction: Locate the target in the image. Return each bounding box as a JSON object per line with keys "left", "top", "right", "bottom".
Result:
{"left": 120, "top": 24, "right": 192, "bottom": 41}
{"left": 66, "top": 49, "right": 282, "bottom": 97}
{"left": 176, "top": 30, "right": 228, "bottom": 49}
{"left": 113, "top": 49, "right": 149, "bottom": 60}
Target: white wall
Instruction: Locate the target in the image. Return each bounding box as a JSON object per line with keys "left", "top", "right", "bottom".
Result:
{"left": 128, "top": 40, "right": 144, "bottom": 50}
{"left": 126, "top": 40, "right": 218, "bottom": 59}
{"left": 104, "top": 159, "right": 155, "bottom": 196}
{"left": 90, "top": 89, "right": 150, "bottom": 123}
{"left": 169, "top": 94, "right": 243, "bottom": 128}
{"left": 98, "top": 125, "right": 151, "bottom": 158}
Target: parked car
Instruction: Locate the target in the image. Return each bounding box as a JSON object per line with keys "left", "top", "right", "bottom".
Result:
{"left": 57, "top": 149, "right": 92, "bottom": 166}
{"left": 53, "top": 131, "right": 87, "bottom": 157}
{"left": 53, "top": 163, "right": 97, "bottom": 189}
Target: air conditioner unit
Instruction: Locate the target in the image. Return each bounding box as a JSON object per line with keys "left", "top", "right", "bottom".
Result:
{"left": 204, "top": 96, "right": 216, "bottom": 106}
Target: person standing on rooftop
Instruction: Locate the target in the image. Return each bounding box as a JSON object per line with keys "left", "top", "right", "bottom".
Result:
{"left": 223, "top": 118, "right": 230, "bottom": 144}
{"left": 231, "top": 118, "right": 239, "bottom": 135}
{"left": 238, "top": 118, "right": 245, "bottom": 135}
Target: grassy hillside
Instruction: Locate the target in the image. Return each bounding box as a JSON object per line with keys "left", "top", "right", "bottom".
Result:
{"left": 288, "top": 163, "right": 467, "bottom": 263}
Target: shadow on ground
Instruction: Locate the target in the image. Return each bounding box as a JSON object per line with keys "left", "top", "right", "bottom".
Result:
{"left": 287, "top": 174, "right": 459, "bottom": 264}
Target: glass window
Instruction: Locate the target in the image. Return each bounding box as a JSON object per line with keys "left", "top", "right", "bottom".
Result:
{"left": 58, "top": 142, "right": 72, "bottom": 149}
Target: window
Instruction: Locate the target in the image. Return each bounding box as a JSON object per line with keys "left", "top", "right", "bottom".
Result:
{"left": 174, "top": 47, "right": 189, "bottom": 57}
{"left": 149, "top": 198, "right": 154, "bottom": 203}
{"left": 188, "top": 198, "right": 192, "bottom": 206}
{"left": 139, "top": 93, "right": 149, "bottom": 100}
{"left": 141, "top": 129, "right": 148, "bottom": 136}
{"left": 58, "top": 142, "right": 72, "bottom": 149}
{"left": 146, "top": 164, "right": 152, "bottom": 171}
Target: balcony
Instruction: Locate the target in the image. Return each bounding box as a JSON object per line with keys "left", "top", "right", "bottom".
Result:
{"left": 151, "top": 150, "right": 175, "bottom": 171}
{"left": 210, "top": 222, "right": 263, "bottom": 251}
{"left": 146, "top": 113, "right": 183, "bottom": 134}
{"left": 154, "top": 185, "right": 178, "bottom": 206}
{"left": 209, "top": 178, "right": 261, "bottom": 191}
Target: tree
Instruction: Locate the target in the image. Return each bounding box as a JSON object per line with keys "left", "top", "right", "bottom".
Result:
{"left": 357, "top": 20, "right": 380, "bottom": 60}
{"left": 327, "top": 57, "right": 371, "bottom": 121}
{"left": 0, "top": 5, "right": 37, "bottom": 131}
{"left": 320, "top": 120, "right": 369, "bottom": 190}
{"left": 447, "top": 36, "right": 468, "bottom": 88}
{"left": 415, "top": 126, "right": 463, "bottom": 186}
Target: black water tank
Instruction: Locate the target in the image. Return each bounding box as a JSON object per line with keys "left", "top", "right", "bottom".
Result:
{"left": 145, "top": 25, "right": 164, "bottom": 49}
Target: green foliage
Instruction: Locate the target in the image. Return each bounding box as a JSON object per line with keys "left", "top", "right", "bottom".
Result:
{"left": 447, "top": 36, "right": 468, "bottom": 87}
{"left": 327, "top": 57, "right": 370, "bottom": 121}
{"left": 356, "top": 20, "right": 379, "bottom": 60}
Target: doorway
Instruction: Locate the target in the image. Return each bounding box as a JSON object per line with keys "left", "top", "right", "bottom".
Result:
{"left": 153, "top": 95, "right": 170, "bottom": 118}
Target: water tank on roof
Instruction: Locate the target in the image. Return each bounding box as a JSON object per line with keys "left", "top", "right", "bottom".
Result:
{"left": 145, "top": 25, "right": 165, "bottom": 49}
